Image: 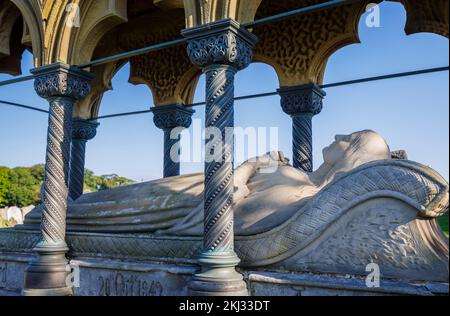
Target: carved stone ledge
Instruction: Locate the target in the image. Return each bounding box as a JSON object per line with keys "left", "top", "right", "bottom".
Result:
{"left": 152, "top": 104, "right": 195, "bottom": 130}
{"left": 31, "top": 63, "right": 95, "bottom": 100}
{"left": 278, "top": 84, "right": 326, "bottom": 116}
{"left": 72, "top": 119, "right": 99, "bottom": 141}
{"left": 182, "top": 19, "right": 258, "bottom": 70}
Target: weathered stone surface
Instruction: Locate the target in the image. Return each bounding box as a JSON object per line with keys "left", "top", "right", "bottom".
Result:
{"left": 247, "top": 271, "right": 449, "bottom": 296}
{"left": 0, "top": 253, "right": 32, "bottom": 295}
{"left": 6, "top": 207, "right": 22, "bottom": 225}
{"left": 71, "top": 258, "right": 194, "bottom": 296}
{"left": 20, "top": 206, "right": 35, "bottom": 219}
{"left": 0, "top": 252, "right": 448, "bottom": 296}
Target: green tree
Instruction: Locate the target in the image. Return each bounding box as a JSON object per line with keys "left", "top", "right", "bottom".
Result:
{"left": 7, "top": 167, "right": 41, "bottom": 207}
{"left": 0, "top": 167, "right": 10, "bottom": 207}
{"left": 0, "top": 165, "right": 133, "bottom": 208}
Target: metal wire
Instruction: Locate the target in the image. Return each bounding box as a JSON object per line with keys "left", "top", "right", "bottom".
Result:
{"left": 0, "top": 75, "right": 34, "bottom": 87}
{"left": 77, "top": 38, "right": 188, "bottom": 69}
{"left": 0, "top": 100, "right": 48, "bottom": 114}
{"left": 2, "top": 66, "right": 448, "bottom": 119}
{"left": 89, "top": 66, "right": 449, "bottom": 121}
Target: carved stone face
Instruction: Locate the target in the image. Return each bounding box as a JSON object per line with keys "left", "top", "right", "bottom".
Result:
{"left": 322, "top": 130, "right": 391, "bottom": 167}
{"left": 323, "top": 134, "right": 353, "bottom": 165}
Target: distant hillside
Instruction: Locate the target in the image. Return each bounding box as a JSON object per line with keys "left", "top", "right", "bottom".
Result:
{"left": 0, "top": 164, "right": 134, "bottom": 208}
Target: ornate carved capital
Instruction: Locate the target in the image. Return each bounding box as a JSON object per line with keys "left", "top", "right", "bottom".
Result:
{"left": 31, "top": 63, "right": 95, "bottom": 100}
{"left": 278, "top": 84, "right": 326, "bottom": 116}
{"left": 182, "top": 19, "right": 258, "bottom": 70}
{"left": 152, "top": 104, "right": 195, "bottom": 130}
{"left": 72, "top": 119, "right": 99, "bottom": 141}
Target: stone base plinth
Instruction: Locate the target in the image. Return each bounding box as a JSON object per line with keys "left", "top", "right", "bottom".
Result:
{"left": 0, "top": 252, "right": 447, "bottom": 296}
{"left": 0, "top": 228, "right": 448, "bottom": 296}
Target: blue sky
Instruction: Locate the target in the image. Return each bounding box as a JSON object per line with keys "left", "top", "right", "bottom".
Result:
{"left": 0, "top": 2, "right": 448, "bottom": 182}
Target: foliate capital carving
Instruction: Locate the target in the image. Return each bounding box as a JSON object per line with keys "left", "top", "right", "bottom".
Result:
{"left": 72, "top": 119, "right": 99, "bottom": 141}
{"left": 152, "top": 104, "right": 195, "bottom": 130}
{"left": 278, "top": 84, "right": 326, "bottom": 116}
{"left": 182, "top": 19, "right": 258, "bottom": 71}
{"left": 31, "top": 63, "right": 95, "bottom": 100}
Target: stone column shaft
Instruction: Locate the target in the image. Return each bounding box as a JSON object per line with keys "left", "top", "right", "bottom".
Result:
{"left": 69, "top": 119, "right": 99, "bottom": 200}
{"left": 23, "top": 63, "right": 94, "bottom": 296}
{"left": 292, "top": 113, "right": 314, "bottom": 171}
{"left": 278, "top": 84, "right": 326, "bottom": 172}
{"left": 203, "top": 65, "right": 236, "bottom": 252}
{"left": 183, "top": 19, "right": 257, "bottom": 296}
{"left": 153, "top": 104, "right": 194, "bottom": 178}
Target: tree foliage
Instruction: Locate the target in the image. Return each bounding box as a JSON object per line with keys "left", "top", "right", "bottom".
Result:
{"left": 0, "top": 167, "right": 10, "bottom": 207}
{"left": 0, "top": 165, "right": 134, "bottom": 207}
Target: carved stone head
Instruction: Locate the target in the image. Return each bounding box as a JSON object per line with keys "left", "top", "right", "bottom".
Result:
{"left": 322, "top": 130, "right": 391, "bottom": 171}
{"left": 313, "top": 130, "right": 392, "bottom": 187}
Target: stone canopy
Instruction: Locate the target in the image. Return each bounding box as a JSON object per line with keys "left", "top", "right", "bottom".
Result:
{"left": 0, "top": 0, "right": 448, "bottom": 118}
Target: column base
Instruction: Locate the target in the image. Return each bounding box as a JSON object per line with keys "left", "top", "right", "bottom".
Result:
{"left": 22, "top": 287, "right": 73, "bottom": 297}
{"left": 188, "top": 251, "right": 248, "bottom": 296}
{"left": 23, "top": 242, "right": 72, "bottom": 296}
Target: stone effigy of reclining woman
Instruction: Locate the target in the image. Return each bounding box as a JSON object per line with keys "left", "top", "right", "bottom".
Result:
{"left": 23, "top": 130, "right": 449, "bottom": 283}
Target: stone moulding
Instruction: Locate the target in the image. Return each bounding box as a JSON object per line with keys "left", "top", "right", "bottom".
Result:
{"left": 0, "top": 229, "right": 201, "bottom": 264}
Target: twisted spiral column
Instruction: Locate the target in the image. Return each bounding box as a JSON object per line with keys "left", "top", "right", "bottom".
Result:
{"left": 23, "top": 63, "right": 93, "bottom": 296}
{"left": 183, "top": 19, "right": 257, "bottom": 296}
{"left": 153, "top": 104, "right": 194, "bottom": 178}
{"left": 69, "top": 119, "right": 99, "bottom": 200}
{"left": 292, "top": 113, "right": 314, "bottom": 171}
{"left": 40, "top": 97, "right": 73, "bottom": 244}
{"left": 279, "top": 84, "right": 326, "bottom": 172}
{"left": 203, "top": 65, "right": 236, "bottom": 253}
{"left": 162, "top": 130, "right": 181, "bottom": 178}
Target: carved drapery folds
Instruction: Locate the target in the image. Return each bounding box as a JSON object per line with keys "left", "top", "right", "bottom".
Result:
{"left": 153, "top": 104, "right": 194, "bottom": 178}
{"left": 183, "top": 19, "right": 257, "bottom": 296}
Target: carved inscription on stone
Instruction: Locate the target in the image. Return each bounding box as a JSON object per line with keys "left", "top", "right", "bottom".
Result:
{"left": 97, "top": 272, "right": 163, "bottom": 296}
